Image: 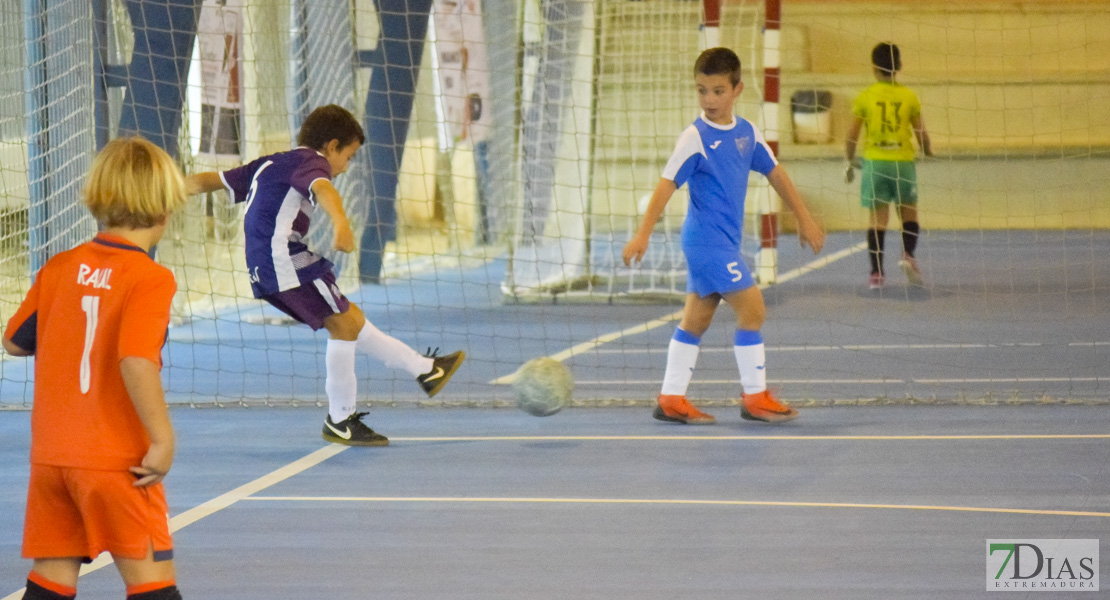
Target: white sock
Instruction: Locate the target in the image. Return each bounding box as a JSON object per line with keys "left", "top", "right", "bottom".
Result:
{"left": 325, "top": 339, "right": 358, "bottom": 422}
{"left": 355, "top": 319, "right": 434, "bottom": 377}
{"left": 660, "top": 329, "right": 700, "bottom": 396}
{"left": 734, "top": 335, "right": 767, "bottom": 395}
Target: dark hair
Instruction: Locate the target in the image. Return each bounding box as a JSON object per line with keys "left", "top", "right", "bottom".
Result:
{"left": 871, "top": 42, "right": 901, "bottom": 74}
{"left": 694, "top": 47, "right": 742, "bottom": 87}
{"left": 296, "top": 104, "right": 365, "bottom": 150}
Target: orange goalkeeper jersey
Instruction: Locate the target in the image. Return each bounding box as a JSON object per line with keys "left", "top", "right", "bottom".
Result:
{"left": 5, "top": 233, "right": 176, "bottom": 470}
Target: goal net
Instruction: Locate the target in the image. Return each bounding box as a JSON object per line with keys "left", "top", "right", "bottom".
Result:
{"left": 504, "top": 0, "right": 771, "bottom": 300}
{"left": 1, "top": 0, "right": 1107, "bottom": 409}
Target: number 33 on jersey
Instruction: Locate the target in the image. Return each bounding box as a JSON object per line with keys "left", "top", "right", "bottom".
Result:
{"left": 851, "top": 81, "right": 921, "bottom": 162}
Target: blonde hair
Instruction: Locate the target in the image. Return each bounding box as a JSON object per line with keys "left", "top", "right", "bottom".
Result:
{"left": 83, "top": 137, "right": 187, "bottom": 229}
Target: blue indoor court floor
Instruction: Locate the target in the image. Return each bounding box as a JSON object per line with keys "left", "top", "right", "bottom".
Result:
{"left": 1, "top": 230, "right": 1107, "bottom": 598}
{"left": 2, "top": 404, "right": 1108, "bottom": 599}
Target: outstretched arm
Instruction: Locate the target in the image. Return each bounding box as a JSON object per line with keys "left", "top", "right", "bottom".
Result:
{"left": 622, "top": 178, "right": 677, "bottom": 266}
{"left": 185, "top": 172, "right": 225, "bottom": 196}
{"left": 767, "top": 165, "right": 824, "bottom": 254}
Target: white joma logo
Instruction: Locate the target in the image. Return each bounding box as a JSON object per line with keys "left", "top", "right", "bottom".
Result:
{"left": 709, "top": 140, "right": 722, "bottom": 150}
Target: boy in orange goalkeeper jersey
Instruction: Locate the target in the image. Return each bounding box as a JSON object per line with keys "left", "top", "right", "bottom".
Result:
{"left": 4, "top": 138, "right": 188, "bottom": 600}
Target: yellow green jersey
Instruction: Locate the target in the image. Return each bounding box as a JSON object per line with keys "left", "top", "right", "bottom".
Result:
{"left": 851, "top": 81, "right": 921, "bottom": 162}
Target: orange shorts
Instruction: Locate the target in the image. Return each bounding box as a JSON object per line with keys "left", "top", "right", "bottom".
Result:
{"left": 22, "top": 464, "right": 174, "bottom": 561}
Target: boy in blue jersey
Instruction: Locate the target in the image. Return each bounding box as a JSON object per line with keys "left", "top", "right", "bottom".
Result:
{"left": 186, "top": 105, "right": 464, "bottom": 446}
{"left": 623, "top": 48, "right": 824, "bottom": 425}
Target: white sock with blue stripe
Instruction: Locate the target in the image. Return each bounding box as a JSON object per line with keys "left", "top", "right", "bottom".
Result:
{"left": 661, "top": 328, "right": 701, "bottom": 396}
{"left": 325, "top": 339, "right": 357, "bottom": 422}
{"left": 733, "top": 329, "right": 766, "bottom": 395}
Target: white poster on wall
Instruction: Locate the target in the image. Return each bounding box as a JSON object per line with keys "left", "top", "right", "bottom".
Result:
{"left": 197, "top": 0, "right": 244, "bottom": 157}
{"left": 431, "top": 0, "right": 491, "bottom": 150}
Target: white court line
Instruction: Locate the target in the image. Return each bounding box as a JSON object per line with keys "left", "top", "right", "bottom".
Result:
{"left": 1, "top": 444, "right": 348, "bottom": 600}
{"left": 241, "top": 495, "right": 1110, "bottom": 519}
{"left": 166, "top": 444, "right": 347, "bottom": 531}
{"left": 913, "top": 377, "right": 1105, "bottom": 384}
{"left": 577, "top": 379, "right": 896, "bottom": 383}
{"left": 384, "top": 434, "right": 1110, "bottom": 441}
{"left": 573, "top": 377, "right": 1106, "bottom": 386}
{"left": 589, "top": 342, "right": 1093, "bottom": 354}
{"left": 489, "top": 243, "right": 865, "bottom": 384}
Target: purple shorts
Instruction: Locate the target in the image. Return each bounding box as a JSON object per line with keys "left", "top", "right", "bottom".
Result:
{"left": 262, "top": 273, "right": 350, "bottom": 331}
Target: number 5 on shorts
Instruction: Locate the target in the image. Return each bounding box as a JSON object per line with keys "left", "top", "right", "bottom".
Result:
{"left": 727, "top": 261, "right": 743, "bottom": 282}
{"left": 80, "top": 295, "right": 99, "bottom": 393}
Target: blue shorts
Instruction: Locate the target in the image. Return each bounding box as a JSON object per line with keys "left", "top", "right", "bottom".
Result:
{"left": 262, "top": 272, "right": 350, "bottom": 331}
{"left": 684, "top": 245, "right": 755, "bottom": 297}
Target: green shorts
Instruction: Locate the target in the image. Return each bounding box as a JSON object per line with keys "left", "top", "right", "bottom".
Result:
{"left": 860, "top": 159, "right": 918, "bottom": 209}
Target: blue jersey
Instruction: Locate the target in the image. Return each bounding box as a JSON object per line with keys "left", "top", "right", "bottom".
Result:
{"left": 662, "top": 115, "right": 777, "bottom": 251}
{"left": 220, "top": 147, "right": 335, "bottom": 297}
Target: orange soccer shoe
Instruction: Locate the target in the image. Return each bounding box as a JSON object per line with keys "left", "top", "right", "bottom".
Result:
{"left": 653, "top": 394, "right": 716, "bottom": 425}
{"left": 740, "top": 390, "right": 799, "bottom": 423}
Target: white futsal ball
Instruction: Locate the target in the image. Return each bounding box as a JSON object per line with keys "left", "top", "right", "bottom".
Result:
{"left": 512, "top": 357, "right": 573, "bottom": 417}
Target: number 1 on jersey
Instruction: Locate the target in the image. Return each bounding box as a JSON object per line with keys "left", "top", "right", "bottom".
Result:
{"left": 80, "top": 295, "right": 100, "bottom": 394}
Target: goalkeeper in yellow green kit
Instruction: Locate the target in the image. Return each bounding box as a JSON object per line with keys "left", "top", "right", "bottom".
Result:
{"left": 845, "top": 42, "right": 933, "bottom": 289}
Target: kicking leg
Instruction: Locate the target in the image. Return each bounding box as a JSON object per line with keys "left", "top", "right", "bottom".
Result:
{"left": 329, "top": 304, "right": 465, "bottom": 398}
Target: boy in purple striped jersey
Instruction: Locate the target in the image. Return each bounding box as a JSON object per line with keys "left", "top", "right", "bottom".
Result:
{"left": 187, "top": 105, "right": 464, "bottom": 446}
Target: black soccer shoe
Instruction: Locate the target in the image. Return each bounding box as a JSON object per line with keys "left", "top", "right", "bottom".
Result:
{"left": 417, "top": 348, "right": 466, "bottom": 397}
{"left": 322, "top": 412, "right": 389, "bottom": 446}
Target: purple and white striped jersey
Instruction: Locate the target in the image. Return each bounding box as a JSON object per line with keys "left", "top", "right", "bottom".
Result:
{"left": 220, "top": 147, "right": 335, "bottom": 297}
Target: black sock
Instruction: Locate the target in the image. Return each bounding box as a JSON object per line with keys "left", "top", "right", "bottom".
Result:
{"left": 867, "top": 228, "right": 886, "bottom": 275}
{"left": 22, "top": 579, "right": 75, "bottom": 600}
{"left": 128, "top": 585, "right": 183, "bottom": 600}
{"left": 902, "top": 221, "right": 920, "bottom": 258}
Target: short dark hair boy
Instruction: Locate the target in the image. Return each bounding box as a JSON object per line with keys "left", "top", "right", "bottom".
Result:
{"left": 186, "top": 105, "right": 464, "bottom": 447}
